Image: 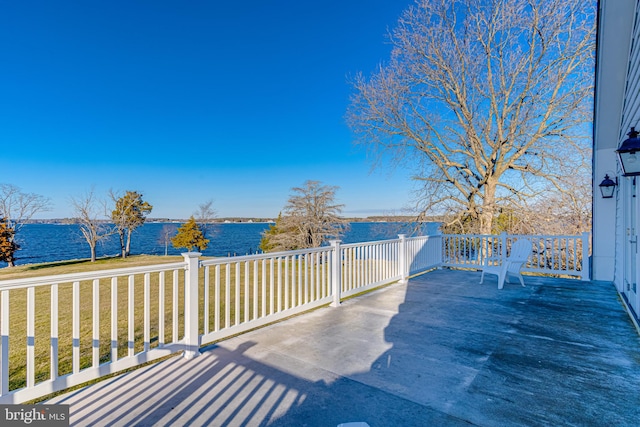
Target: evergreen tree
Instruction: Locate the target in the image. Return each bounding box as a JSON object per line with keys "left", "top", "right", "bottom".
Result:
{"left": 171, "top": 216, "right": 209, "bottom": 252}
{"left": 110, "top": 190, "right": 153, "bottom": 258}
{"left": 259, "top": 213, "right": 289, "bottom": 252}
{"left": 0, "top": 217, "right": 19, "bottom": 265}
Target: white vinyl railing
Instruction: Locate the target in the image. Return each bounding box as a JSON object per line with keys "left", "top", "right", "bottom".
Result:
{"left": 0, "top": 262, "right": 189, "bottom": 404}
{"left": 441, "top": 232, "right": 590, "bottom": 280}
{"left": 405, "top": 234, "right": 443, "bottom": 276}
{"left": 0, "top": 232, "right": 590, "bottom": 403}
{"left": 0, "top": 234, "right": 439, "bottom": 403}
{"left": 198, "top": 246, "right": 335, "bottom": 348}
{"left": 340, "top": 239, "right": 401, "bottom": 298}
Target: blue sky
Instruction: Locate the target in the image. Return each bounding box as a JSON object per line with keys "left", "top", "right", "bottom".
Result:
{"left": 0, "top": 0, "right": 417, "bottom": 219}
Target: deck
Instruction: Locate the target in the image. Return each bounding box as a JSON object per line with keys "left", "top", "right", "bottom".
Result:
{"left": 47, "top": 269, "right": 640, "bottom": 426}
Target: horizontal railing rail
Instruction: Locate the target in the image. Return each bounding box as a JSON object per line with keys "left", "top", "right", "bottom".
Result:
{"left": 0, "top": 231, "right": 590, "bottom": 403}
{"left": 0, "top": 263, "right": 188, "bottom": 291}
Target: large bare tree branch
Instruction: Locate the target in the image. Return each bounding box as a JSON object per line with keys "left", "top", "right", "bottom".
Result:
{"left": 348, "top": 0, "right": 594, "bottom": 233}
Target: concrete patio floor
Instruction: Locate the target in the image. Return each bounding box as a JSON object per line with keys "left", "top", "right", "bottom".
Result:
{"left": 48, "top": 269, "right": 640, "bottom": 426}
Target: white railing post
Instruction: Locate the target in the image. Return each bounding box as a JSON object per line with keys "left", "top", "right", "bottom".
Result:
{"left": 1, "top": 290, "right": 9, "bottom": 395}
{"left": 330, "top": 240, "right": 342, "bottom": 307}
{"left": 182, "top": 252, "right": 201, "bottom": 359}
{"left": 500, "top": 232, "right": 508, "bottom": 264}
{"left": 398, "top": 234, "right": 408, "bottom": 283}
{"left": 581, "top": 232, "right": 591, "bottom": 281}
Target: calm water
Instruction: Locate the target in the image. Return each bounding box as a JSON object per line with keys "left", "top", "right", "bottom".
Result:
{"left": 3, "top": 222, "right": 438, "bottom": 267}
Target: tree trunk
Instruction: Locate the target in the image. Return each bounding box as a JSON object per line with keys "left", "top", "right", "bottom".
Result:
{"left": 125, "top": 229, "right": 132, "bottom": 257}
{"left": 479, "top": 180, "right": 497, "bottom": 235}
{"left": 90, "top": 243, "right": 97, "bottom": 262}
{"left": 118, "top": 230, "right": 126, "bottom": 258}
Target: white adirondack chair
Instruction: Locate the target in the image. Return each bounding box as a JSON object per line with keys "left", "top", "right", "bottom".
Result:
{"left": 480, "top": 239, "right": 532, "bottom": 289}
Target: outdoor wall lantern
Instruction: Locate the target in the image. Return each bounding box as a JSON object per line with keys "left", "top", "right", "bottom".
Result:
{"left": 616, "top": 127, "right": 640, "bottom": 176}
{"left": 599, "top": 174, "right": 617, "bottom": 199}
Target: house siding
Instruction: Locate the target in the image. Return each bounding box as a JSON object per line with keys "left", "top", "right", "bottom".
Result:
{"left": 592, "top": 0, "right": 636, "bottom": 283}
{"left": 621, "top": 5, "right": 640, "bottom": 132}
{"left": 616, "top": 0, "right": 640, "bottom": 319}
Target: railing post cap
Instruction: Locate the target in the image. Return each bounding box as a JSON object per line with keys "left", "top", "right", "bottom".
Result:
{"left": 181, "top": 252, "right": 202, "bottom": 258}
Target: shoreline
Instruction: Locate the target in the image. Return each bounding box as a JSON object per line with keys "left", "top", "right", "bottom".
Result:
{"left": 21, "top": 216, "right": 430, "bottom": 225}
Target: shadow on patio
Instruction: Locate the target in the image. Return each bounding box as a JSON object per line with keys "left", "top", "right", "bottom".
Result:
{"left": 48, "top": 269, "right": 640, "bottom": 426}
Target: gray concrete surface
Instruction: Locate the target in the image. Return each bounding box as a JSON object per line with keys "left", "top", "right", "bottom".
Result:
{"left": 48, "top": 269, "right": 640, "bottom": 426}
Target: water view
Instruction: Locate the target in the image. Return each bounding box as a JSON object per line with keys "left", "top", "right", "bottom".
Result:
{"left": 3, "top": 222, "right": 438, "bottom": 268}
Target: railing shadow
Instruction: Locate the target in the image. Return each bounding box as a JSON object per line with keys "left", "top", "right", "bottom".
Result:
{"left": 48, "top": 236, "right": 448, "bottom": 426}
{"left": 49, "top": 273, "right": 640, "bottom": 426}
{"left": 53, "top": 331, "right": 436, "bottom": 426}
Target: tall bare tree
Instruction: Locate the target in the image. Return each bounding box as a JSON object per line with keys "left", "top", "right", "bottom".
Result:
{"left": 70, "top": 188, "right": 112, "bottom": 262}
{"left": 0, "top": 183, "right": 51, "bottom": 267}
{"left": 260, "top": 180, "right": 348, "bottom": 252}
{"left": 194, "top": 199, "right": 217, "bottom": 240}
{"left": 110, "top": 190, "right": 153, "bottom": 258}
{"left": 347, "top": 0, "right": 595, "bottom": 234}
{"left": 158, "top": 224, "right": 178, "bottom": 256}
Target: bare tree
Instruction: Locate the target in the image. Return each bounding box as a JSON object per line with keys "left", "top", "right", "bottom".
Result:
{"left": 70, "top": 188, "right": 112, "bottom": 262}
{"left": 158, "top": 224, "right": 177, "bottom": 256}
{"left": 0, "top": 183, "right": 51, "bottom": 267}
{"left": 481, "top": 145, "right": 592, "bottom": 236}
{"left": 514, "top": 171, "right": 592, "bottom": 236}
{"left": 194, "top": 199, "right": 217, "bottom": 240}
{"left": 347, "top": 0, "right": 595, "bottom": 234}
{"left": 260, "top": 180, "right": 348, "bottom": 252}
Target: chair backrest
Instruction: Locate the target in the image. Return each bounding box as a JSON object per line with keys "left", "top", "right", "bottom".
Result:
{"left": 507, "top": 239, "right": 532, "bottom": 264}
